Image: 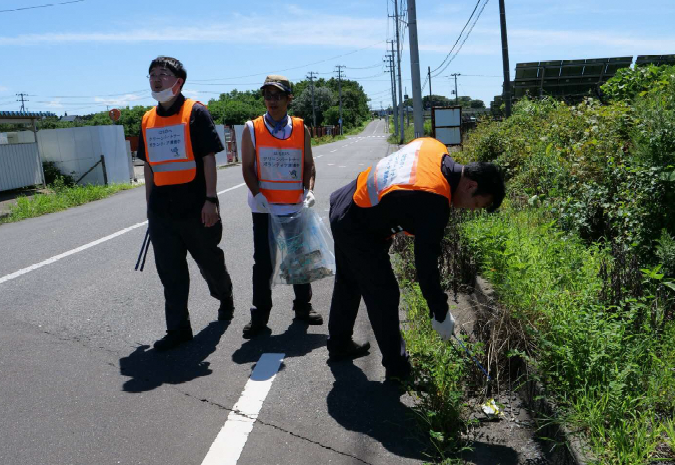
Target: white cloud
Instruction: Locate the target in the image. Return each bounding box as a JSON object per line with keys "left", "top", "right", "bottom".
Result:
{"left": 45, "top": 99, "right": 64, "bottom": 109}
{"left": 0, "top": 85, "right": 8, "bottom": 92}
{"left": 0, "top": 11, "right": 387, "bottom": 48}
{"left": 94, "top": 93, "right": 146, "bottom": 107}
{"left": 509, "top": 29, "right": 675, "bottom": 54}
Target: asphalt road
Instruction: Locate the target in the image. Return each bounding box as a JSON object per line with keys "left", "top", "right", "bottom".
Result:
{"left": 0, "top": 120, "right": 430, "bottom": 465}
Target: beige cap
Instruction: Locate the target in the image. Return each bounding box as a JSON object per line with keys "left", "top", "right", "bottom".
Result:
{"left": 261, "top": 75, "right": 292, "bottom": 93}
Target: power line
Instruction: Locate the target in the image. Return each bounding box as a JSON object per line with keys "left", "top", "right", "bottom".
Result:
{"left": 429, "top": 0, "right": 482, "bottom": 75}
{"left": 431, "top": 0, "right": 490, "bottom": 78}
{"left": 345, "top": 64, "right": 382, "bottom": 70}
{"left": 346, "top": 71, "right": 387, "bottom": 80}
{"left": 191, "top": 40, "right": 386, "bottom": 83}
{"left": 0, "top": 0, "right": 85, "bottom": 14}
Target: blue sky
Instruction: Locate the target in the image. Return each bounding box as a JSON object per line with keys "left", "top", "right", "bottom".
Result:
{"left": 1, "top": 0, "right": 674, "bottom": 116}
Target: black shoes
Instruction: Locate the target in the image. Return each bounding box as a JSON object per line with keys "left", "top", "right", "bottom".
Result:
{"left": 218, "top": 298, "right": 235, "bottom": 321}
{"left": 327, "top": 338, "right": 371, "bottom": 362}
{"left": 242, "top": 304, "right": 323, "bottom": 338}
{"left": 153, "top": 327, "right": 193, "bottom": 351}
{"left": 242, "top": 308, "right": 270, "bottom": 339}
{"left": 294, "top": 304, "right": 324, "bottom": 325}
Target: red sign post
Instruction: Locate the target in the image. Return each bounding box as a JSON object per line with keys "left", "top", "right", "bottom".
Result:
{"left": 109, "top": 108, "right": 121, "bottom": 123}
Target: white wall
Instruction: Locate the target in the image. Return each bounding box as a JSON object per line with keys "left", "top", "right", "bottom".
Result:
{"left": 37, "top": 126, "right": 132, "bottom": 185}
{"left": 214, "top": 125, "right": 229, "bottom": 166}
{"left": 233, "top": 125, "right": 244, "bottom": 162}
{"left": 0, "top": 143, "right": 43, "bottom": 192}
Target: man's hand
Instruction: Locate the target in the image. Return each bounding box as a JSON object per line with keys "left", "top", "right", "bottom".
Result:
{"left": 304, "top": 189, "right": 316, "bottom": 208}
{"left": 254, "top": 192, "right": 269, "bottom": 213}
{"left": 201, "top": 201, "right": 219, "bottom": 227}
{"left": 431, "top": 310, "right": 456, "bottom": 341}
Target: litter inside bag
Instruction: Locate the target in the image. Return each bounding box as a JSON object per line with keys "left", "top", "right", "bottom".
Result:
{"left": 268, "top": 207, "right": 336, "bottom": 285}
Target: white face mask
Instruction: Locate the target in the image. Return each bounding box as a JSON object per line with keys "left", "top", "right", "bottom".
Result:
{"left": 151, "top": 86, "right": 177, "bottom": 103}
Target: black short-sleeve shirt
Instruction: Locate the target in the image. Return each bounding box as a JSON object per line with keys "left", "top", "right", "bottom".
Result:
{"left": 328, "top": 155, "right": 464, "bottom": 321}
{"left": 138, "top": 94, "right": 224, "bottom": 218}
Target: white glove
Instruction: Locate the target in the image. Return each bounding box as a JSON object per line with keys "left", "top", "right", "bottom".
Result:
{"left": 304, "top": 189, "right": 316, "bottom": 208}
{"left": 431, "top": 311, "right": 456, "bottom": 341}
{"left": 254, "top": 192, "right": 269, "bottom": 213}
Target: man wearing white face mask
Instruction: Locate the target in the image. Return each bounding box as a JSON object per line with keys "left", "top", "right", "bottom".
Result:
{"left": 138, "top": 56, "right": 234, "bottom": 351}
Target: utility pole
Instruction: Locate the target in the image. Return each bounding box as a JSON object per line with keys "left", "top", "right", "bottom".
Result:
{"left": 428, "top": 66, "right": 432, "bottom": 109}
{"left": 451, "top": 73, "right": 461, "bottom": 105}
{"left": 499, "top": 0, "right": 512, "bottom": 118}
{"left": 384, "top": 47, "right": 398, "bottom": 137}
{"left": 393, "top": 0, "right": 405, "bottom": 144}
{"left": 407, "top": 0, "right": 424, "bottom": 138}
{"left": 335, "top": 65, "right": 345, "bottom": 135}
{"left": 405, "top": 87, "right": 410, "bottom": 127}
{"left": 307, "top": 71, "right": 317, "bottom": 128}
{"left": 16, "top": 93, "right": 29, "bottom": 112}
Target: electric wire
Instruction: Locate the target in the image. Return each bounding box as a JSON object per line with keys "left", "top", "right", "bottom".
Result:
{"left": 429, "top": 0, "right": 482, "bottom": 75}
{"left": 0, "top": 0, "right": 84, "bottom": 14}
{"left": 432, "top": 0, "right": 490, "bottom": 78}
{"left": 191, "top": 40, "right": 386, "bottom": 83}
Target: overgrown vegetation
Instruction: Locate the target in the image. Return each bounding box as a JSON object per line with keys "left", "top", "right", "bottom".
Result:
{"left": 431, "top": 64, "right": 675, "bottom": 463}
{"left": 387, "top": 119, "right": 432, "bottom": 145}
{"left": 1, "top": 165, "right": 135, "bottom": 223}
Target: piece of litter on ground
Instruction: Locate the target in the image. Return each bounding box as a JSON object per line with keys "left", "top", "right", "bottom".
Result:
{"left": 481, "top": 399, "right": 504, "bottom": 420}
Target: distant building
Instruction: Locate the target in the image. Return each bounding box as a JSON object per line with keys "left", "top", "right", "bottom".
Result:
{"left": 60, "top": 115, "right": 80, "bottom": 122}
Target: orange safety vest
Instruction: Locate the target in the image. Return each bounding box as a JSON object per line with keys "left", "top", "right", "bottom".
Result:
{"left": 253, "top": 116, "right": 305, "bottom": 204}
{"left": 353, "top": 137, "right": 451, "bottom": 208}
{"left": 142, "top": 99, "right": 198, "bottom": 186}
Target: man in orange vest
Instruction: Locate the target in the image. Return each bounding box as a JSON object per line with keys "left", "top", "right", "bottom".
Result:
{"left": 240, "top": 75, "right": 321, "bottom": 338}
{"left": 326, "top": 137, "right": 505, "bottom": 382}
{"left": 138, "top": 56, "right": 234, "bottom": 351}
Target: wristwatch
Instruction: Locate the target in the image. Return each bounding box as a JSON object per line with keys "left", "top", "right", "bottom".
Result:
{"left": 205, "top": 196, "right": 219, "bottom": 205}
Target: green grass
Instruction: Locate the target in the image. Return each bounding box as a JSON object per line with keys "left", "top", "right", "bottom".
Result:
{"left": 1, "top": 179, "right": 136, "bottom": 223}
{"left": 391, "top": 242, "right": 476, "bottom": 463}
{"left": 310, "top": 120, "right": 370, "bottom": 147}
{"left": 387, "top": 119, "right": 432, "bottom": 145}
{"left": 459, "top": 206, "right": 675, "bottom": 464}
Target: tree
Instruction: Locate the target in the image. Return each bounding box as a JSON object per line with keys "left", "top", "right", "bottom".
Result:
{"left": 292, "top": 86, "right": 335, "bottom": 126}
{"left": 207, "top": 89, "right": 266, "bottom": 126}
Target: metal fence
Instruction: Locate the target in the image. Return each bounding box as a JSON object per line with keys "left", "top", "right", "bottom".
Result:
{"left": 0, "top": 143, "right": 43, "bottom": 192}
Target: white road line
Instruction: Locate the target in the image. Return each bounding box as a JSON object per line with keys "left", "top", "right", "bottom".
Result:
{"left": 330, "top": 150, "right": 337, "bottom": 153}
{"left": 201, "top": 353, "right": 285, "bottom": 465}
{"left": 327, "top": 163, "right": 335, "bottom": 166}
{"left": 218, "top": 183, "right": 246, "bottom": 195}
{"left": 0, "top": 183, "right": 247, "bottom": 286}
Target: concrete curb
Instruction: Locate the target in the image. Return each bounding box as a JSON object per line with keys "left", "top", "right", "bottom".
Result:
{"left": 468, "top": 276, "right": 595, "bottom": 465}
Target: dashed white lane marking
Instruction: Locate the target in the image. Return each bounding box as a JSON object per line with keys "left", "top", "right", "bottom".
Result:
{"left": 330, "top": 150, "right": 337, "bottom": 153}
{"left": 0, "top": 183, "right": 247, "bottom": 286}
{"left": 315, "top": 155, "right": 323, "bottom": 158}
{"left": 338, "top": 166, "right": 346, "bottom": 168}
{"left": 201, "top": 353, "right": 285, "bottom": 465}
{"left": 327, "top": 163, "right": 335, "bottom": 166}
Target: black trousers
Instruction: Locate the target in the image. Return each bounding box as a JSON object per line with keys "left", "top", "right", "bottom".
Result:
{"left": 251, "top": 212, "right": 312, "bottom": 316}
{"left": 148, "top": 210, "right": 233, "bottom": 331}
{"left": 327, "top": 204, "right": 410, "bottom": 377}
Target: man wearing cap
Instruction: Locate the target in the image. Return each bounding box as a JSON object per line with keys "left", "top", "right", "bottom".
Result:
{"left": 240, "top": 75, "right": 321, "bottom": 338}
{"left": 138, "top": 56, "right": 235, "bottom": 351}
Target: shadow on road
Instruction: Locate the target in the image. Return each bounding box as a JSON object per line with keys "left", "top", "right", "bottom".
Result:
{"left": 119, "top": 320, "right": 229, "bottom": 393}
{"left": 231, "top": 319, "right": 327, "bottom": 364}
{"left": 326, "top": 361, "right": 426, "bottom": 462}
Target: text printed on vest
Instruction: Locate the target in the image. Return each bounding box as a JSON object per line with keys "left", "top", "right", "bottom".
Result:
{"left": 373, "top": 139, "right": 422, "bottom": 193}
{"left": 146, "top": 124, "right": 188, "bottom": 163}
{"left": 258, "top": 147, "right": 303, "bottom": 181}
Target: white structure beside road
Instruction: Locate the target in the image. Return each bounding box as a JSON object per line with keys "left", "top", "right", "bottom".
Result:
{"left": 37, "top": 125, "right": 133, "bottom": 186}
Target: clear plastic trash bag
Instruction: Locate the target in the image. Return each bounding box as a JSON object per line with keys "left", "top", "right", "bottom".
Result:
{"left": 268, "top": 207, "right": 336, "bottom": 285}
